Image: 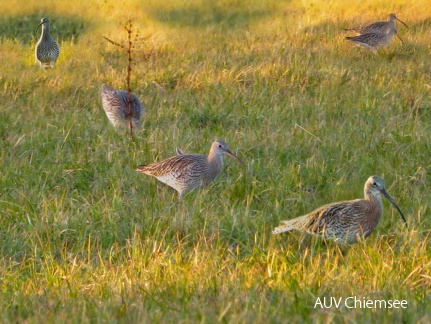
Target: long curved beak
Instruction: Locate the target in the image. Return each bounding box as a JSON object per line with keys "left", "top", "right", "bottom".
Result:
{"left": 396, "top": 17, "right": 409, "bottom": 29}
{"left": 225, "top": 150, "right": 245, "bottom": 167}
{"left": 381, "top": 189, "right": 407, "bottom": 226}
{"left": 35, "top": 22, "right": 43, "bottom": 34}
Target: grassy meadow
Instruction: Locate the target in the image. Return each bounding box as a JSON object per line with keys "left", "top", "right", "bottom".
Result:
{"left": 1, "top": 0, "right": 431, "bottom": 322}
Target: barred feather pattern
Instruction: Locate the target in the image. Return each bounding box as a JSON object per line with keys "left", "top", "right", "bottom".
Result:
{"left": 273, "top": 176, "right": 406, "bottom": 244}
{"left": 360, "top": 20, "right": 395, "bottom": 35}
{"left": 137, "top": 154, "right": 221, "bottom": 195}
{"left": 346, "top": 14, "right": 407, "bottom": 36}
{"left": 136, "top": 141, "right": 243, "bottom": 198}
{"left": 345, "top": 28, "right": 398, "bottom": 52}
{"left": 35, "top": 18, "right": 60, "bottom": 69}
{"left": 101, "top": 84, "right": 145, "bottom": 130}
{"left": 273, "top": 199, "right": 379, "bottom": 244}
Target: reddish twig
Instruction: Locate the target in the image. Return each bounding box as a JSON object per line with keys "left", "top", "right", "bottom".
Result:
{"left": 104, "top": 20, "right": 140, "bottom": 140}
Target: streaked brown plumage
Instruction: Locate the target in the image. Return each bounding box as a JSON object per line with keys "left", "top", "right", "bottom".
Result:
{"left": 345, "top": 27, "right": 400, "bottom": 53}
{"left": 101, "top": 84, "right": 145, "bottom": 131}
{"left": 35, "top": 17, "right": 60, "bottom": 69}
{"left": 345, "top": 14, "right": 408, "bottom": 43}
{"left": 273, "top": 176, "right": 407, "bottom": 244}
{"left": 136, "top": 141, "right": 244, "bottom": 198}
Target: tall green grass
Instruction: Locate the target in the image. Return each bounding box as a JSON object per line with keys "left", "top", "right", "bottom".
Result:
{"left": 1, "top": 0, "right": 431, "bottom": 322}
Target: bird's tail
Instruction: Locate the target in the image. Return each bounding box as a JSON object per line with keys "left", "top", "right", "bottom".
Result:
{"left": 272, "top": 221, "right": 295, "bottom": 234}
{"left": 136, "top": 165, "right": 148, "bottom": 172}
{"left": 343, "top": 28, "right": 361, "bottom": 34}
{"left": 273, "top": 215, "right": 309, "bottom": 235}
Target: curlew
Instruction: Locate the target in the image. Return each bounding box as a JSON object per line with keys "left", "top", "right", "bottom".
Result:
{"left": 273, "top": 176, "right": 407, "bottom": 244}
{"left": 345, "top": 27, "right": 401, "bottom": 53}
{"left": 35, "top": 17, "right": 60, "bottom": 69}
{"left": 136, "top": 141, "right": 244, "bottom": 198}
{"left": 101, "top": 84, "right": 145, "bottom": 131}
{"left": 345, "top": 14, "right": 408, "bottom": 43}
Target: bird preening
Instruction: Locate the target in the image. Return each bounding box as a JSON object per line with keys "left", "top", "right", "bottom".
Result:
{"left": 100, "top": 84, "right": 145, "bottom": 133}
{"left": 136, "top": 141, "right": 245, "bottom": 199}
{"left": 273, "top": 176, "right": 407, "bottom": 244}
{"left": 35, "top": 17, "right": 60, "bottom": 69}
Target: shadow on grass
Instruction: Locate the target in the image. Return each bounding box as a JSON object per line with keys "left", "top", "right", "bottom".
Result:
{"left": 0, "top": 13, "right": 86, "bottom": 45}
{"left": 146, "top": 1, "right": 291, "bottom": 29}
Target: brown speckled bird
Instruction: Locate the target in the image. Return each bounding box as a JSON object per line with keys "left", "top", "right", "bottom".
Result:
{"left": 345, "top": 14, "right": 408, "bottom": 43}
{"left": 101, "top": 84, "right": 145, "bottom": 131}
{"left": 136, "top": 141, "right": 244, "bottom": 198}
{"left": 345, "top": 27, "right": 401, "bottom": 53}
{"left": 35, "top": 17, "right": 60, "bottom": 69}
{"left": 273, "top": 176, "right": 407, "bottom": 244}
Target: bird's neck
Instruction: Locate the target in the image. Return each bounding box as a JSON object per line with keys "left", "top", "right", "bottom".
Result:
{"left": 365, "top": 191, "right": 384, "bottom": 212}
{"left": 41, "top": 25, "right": 51, "bottom": 40}
{"left": 386, "top": 28, "right": 396, "bottom": 37}
{"left": 207, "top": 151, "right": 224, "bottom": 172}
{"left": 363, "top": 192, "right": 384, "bottom": 230}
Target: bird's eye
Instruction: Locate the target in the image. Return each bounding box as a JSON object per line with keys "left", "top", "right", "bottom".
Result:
{"left": 373, "top": 182, "right": 377, "bottom": 186}
{"left": 218, "top": 144, "right": 222, "bottom": 148}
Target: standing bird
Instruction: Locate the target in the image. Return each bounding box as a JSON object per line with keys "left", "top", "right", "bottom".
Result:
{"left": 101, "top": 84, "right": 145, "bottom": 131}
{"left": 273, "top": 176, "right": 407, "bottom": 244}
{"left": 35, "top": 18, "right": 60, "bottom": 69}
{"left": 345, "top": 13, "right": 408, "bottom": 43}
{"left": 345, "top": 27, "right": 401, "bottom": 53}
{"left": 136, "top": 141, "right": 244, "bottom": 198}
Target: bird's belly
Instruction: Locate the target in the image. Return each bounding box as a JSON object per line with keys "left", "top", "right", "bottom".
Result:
{"left": 156, "top": 172, "right": 208, "bottom": 192}
{"left": 155, "top": 174, "right": 189, "bottom": 191}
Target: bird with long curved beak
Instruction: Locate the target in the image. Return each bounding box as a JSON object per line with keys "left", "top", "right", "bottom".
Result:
{"left": 137, "top": 141, "right": 245, "bottom": 199}
{"left": 35, "top": 17, "right": 60, "bottom": 69}
{"left": 273, "top": 176, "right": 407, "bottom": 244}
{"left": 344, "top": 13, "right": 408, "bottom": 44}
